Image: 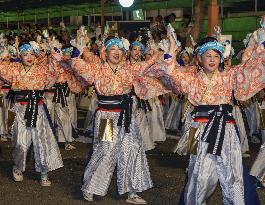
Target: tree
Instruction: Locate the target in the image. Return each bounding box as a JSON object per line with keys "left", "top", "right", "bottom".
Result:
{"left": 188, "top": 0, "right": 205, "bottom": 45}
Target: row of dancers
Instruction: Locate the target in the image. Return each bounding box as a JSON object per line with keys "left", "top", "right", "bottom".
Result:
{"left": 0, "top": 17, "right": 265, "bottom": 204}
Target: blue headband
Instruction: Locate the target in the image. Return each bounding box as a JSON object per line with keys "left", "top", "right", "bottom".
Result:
{"left": 131, "top": 41, "right": 145, "bottom": 54}
{"left": 62, "top": 47, "right": 73, "bottom": 55}
{"left": 195, "top": 41, "right": 224, "bottom": 62}
{"left": 105, "top": 38, "right": 124, "bottom": 51}
{"left": 19, "top": 44, "right": 39, "bottom": 56}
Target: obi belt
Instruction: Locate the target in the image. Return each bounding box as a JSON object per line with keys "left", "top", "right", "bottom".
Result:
{"left": 7, "top": 90, "right": 55, "bottom": 133}
{"left": 52, "top": 82, "right": 70, "bottom": 107}
{"left": 191, "top": 104, "right": 236, "bottom": 156}
{"left": 0, "top": 84, "right": 11, "bottom": 92}
{"left": 97, "top": 93, "right": 133, "bottom": 133}
{"left": 131, "top": 88, "right": 152, "bottom": 113}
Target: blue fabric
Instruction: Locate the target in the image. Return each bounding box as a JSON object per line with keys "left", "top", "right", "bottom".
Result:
{"left": 10, "top": 58, "right": 22, "bottom": 63}
{"left": 195, "top": 41, "right": 224, "bottom": 63}
{"left": 177, "top": 59, "right": 185, "bottom": 66}
{"left": 62, "top": 47, "right": 73, "bottom": 55}
{"left": 105, "top": 38, "right": 124, "bottom": 50}
{"left": 53, "top": 47, "right": 60, "bottom": 53}
{"left": 164, "top": 53, "right": 172, "bottom": 60}
{"left": 178, "top": 172, "right": 188, "bottom": 205}
{"left": 262, "top": 41, "right": 265, "bottom": 47}
{"left": 19, "top": 44, "right": 39, "bottom": 56}
{"left": 243, "top": 161, "right": 261, "bottom": 205}
{"left": 71, "top": 47, "right": 80, "bottom": 58}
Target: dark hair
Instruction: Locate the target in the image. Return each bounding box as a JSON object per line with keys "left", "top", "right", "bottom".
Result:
{"left": 169, "top": 13, "right": 176, "bottom": 19}
{"left": 194, "top": 36, "right": 218, "bottom": 51}
{"left": 195, "top": 36, "right": 224, "bottom": 71}
{"left": 18, "top": 40, "right": 30, "bottom": 49}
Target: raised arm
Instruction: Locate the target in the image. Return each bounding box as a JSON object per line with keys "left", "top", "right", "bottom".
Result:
{"left": 130, "top": 50, "right": 160, "bottom": 76}
{"left": 133, "top": 74, "right": 170, "bottom": 100}
{"left": 65, "top": 71, "right": 85, "bottom": 94}
{"left": 233, "top": 38, "right": 265, "bottom": 101}
{"left": 70, "top": 57, "right": 99, "bottom": 85}
{"left": 42, "top": 57, "right": 61, "bottom": 89}
{"left": 144, "top": 55, "right": 197, "bottom": 95}
{"left": 52, "top": 49, "right": 99, "bottom": 85}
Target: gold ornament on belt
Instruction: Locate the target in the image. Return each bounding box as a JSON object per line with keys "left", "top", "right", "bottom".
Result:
{"left": 258, "top": 103, "right": 265, "bottom": 130}
{"left": 187, "top": 125, "right": 201, "bottom": 155}
{"left": 98, "top": 118, "right": 114, "bottom": 142}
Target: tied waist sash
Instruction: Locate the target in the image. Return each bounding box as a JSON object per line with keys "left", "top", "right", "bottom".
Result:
{"left": 12, "top": 90, "right": 45, "bottom": 128}
{"left": 136, "top": 97, "right": 152, "bottom": 113}
{"left": 97, "top": 93, "right": 133, "bottom": 133}
{"left": 131, "top": 90, "right": 152, "bottom": 113}
{"left": 191, "top": 104, "right": 235, "bottom": 156}
{"left": 5, "top": 90, "right": 56, "bottom": 136}
{"left": 52, "top": 82, "right": 70, "bottom": 107}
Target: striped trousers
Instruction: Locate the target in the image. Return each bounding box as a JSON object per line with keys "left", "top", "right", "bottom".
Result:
{"left": 184, "top": 123, "right": 245, "bottom": 205}
{"left": 12, "top": 103, "right": 63, "bottom": 173}
{"left": 82, "top": 110, "right": 153, "bottom": 196}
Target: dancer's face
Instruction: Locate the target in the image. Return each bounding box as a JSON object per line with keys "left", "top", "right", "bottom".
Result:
{"left": 181, "top": 53, "right": 190, "bottom": 66}
{"left": 107, "top": 45, "right": 123, "bottom": 65}
{"left": 130, "top": 46, "right": 142, "bottom": 61}
{"left": 21, "top": 51, "right": 36, "bottom": 67}
{"left": 198, "top": 49, "right": 221, "bottom": 73}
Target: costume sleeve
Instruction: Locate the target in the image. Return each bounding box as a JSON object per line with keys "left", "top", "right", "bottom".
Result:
{"left": 241, "top": 36, "right": 258, "bottom": 62}
{"left": 0, "top": 61, "right": 19, "bottom": 83}
{"left": 71, "top": 57, "right": 99, "bottom": 85}
{"left": 234, "top": 42, "right": 265, "bottom": 101}
{"left": 44, "top": 58, "right": 61, "bottom": 89}
{"left": 67, "top": 73, "right": 84, "bottom": 93}
{"left": 133, "top": 74, "right": 170, "bottom": 100}
{"left": 144, "top": 60, "right": 197, "bottom": 96}
{"left": 130, "top": 59, "right": 156, "bottom": 76}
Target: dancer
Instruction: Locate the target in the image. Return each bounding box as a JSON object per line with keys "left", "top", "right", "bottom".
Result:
{"left": 56, "top": 30, "right": 168, "bottom": 203}
{"left": 0, "top": 41, "right": 63, "bottom": 186}
{"left": 129, "top": 41, "right": 154, "bottom": 151}
{"left": 145, "top": 27, "right": 265, "bottom": 204}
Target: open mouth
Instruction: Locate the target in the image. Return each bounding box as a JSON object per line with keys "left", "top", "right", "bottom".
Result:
{"left": 113, "top": 55, "right": 120, "bottom": 60}
{"left": 209, "top": 63, "right": 216, "bottom": 67}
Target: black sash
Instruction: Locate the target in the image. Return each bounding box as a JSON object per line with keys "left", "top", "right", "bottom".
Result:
{"left": 52, "top": 82, "right": 70, "bottom": 107}
{"left": 97, "top": 93, "right": 133, "bottom": 133}
{"left": 191, "top": 104, "right": 235, "bottom": 156}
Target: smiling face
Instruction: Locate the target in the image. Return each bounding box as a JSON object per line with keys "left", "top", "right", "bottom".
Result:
{"left": 20, "top": 51, "right": 36, "bottom": 67}
{"left": 106, "top": 45, "right": 123, "bottom": 65}
{"left": 198, "top": 49, "right": 221, "bottom": 74}
{"left": 130, "top": 45, "right": 142, "bottom": 61}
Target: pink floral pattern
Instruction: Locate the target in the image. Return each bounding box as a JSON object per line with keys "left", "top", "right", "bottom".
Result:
{"left": 71, "top": 59, "right": 168, "bottom": 99}
{"left": 148, "top": 44, "right": 265, "bottom": 106}
{"left": 0, "top": 58, "right": 57, "bottom": 90}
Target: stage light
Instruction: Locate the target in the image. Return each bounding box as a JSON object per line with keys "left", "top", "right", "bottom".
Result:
{"left": 119, "top": 0, "right": 134, "bottom": 7}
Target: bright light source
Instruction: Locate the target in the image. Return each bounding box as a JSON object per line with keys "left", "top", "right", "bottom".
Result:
{"left": 119, "top": 0, "right": 134, "bottom": 7}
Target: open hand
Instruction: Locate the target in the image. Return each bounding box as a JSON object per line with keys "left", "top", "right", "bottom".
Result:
{"left": 100, "top": 45, "right": 107, "bottom": 62}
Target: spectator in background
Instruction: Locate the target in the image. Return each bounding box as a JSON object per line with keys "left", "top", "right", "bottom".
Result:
{"left": 151, "top": 15, "right": 165, "bottom": 33}
{"left": 177, "top": 14, "right": 193, "bottom": 48}
{"left": 168, "top": 13, "right": 178, "bottom": 31}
